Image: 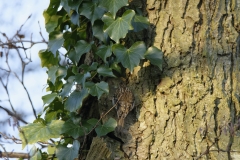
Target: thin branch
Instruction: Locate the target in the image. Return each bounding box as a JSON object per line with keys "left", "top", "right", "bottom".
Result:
{"left": 38, "top": 21, "right": 47, "bottom": 42}
{"left": 0, "top": 143, "right": 9, "bottom": 160}
{"left": 0, "top": 106, "right": 28, "bottom": 124}
{"left": 0, "top": 78, "right": 18, "bottom": 121}
{"left": 1, "top": 152, "right": 29, "bottom": 159}
{"left": 0, "top": 132, "right": 22, "bottom": 144}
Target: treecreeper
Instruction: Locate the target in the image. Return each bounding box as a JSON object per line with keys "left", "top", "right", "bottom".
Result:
{"left": 113, "top": 85, "right": 135, "bottom": 132}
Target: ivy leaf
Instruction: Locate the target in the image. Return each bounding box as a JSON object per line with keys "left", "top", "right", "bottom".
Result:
{"left": 68, "top": 0, "right": 83, "bottom": 13}
{"left": 57, "top": 66, "right": 67, "bottom": 79}
{"left": 48, "top": 31, "right": 64, "bottom": 56}
{"left": 79, "top": 2, "right": 105, "bottom": 24}
{"left": 64, "top": 89, "right": 88, "bottom": 112}
{"left": 79, "top": 62, "right": 98, "bottom": 72}
{"left": 110, "top": 61, "right": 121, "bottom": 73}
{"left": 75, "top": 72, "right": 91, "bottom": 87}
{"left": 48, "top": 145, "right": 56, "bottom": 155}
{"left": 30, "top": 150, "right": 42, "bottom": 160}
{"left": 42, "top": 93, "right": 58, "bottom": 105}
{"left": 44, "top": 98, "right": 65, "bottom": 123}
{"left": 48, "top": 66, "right": 67, "bottom": 85}
{"left": 132, "top": 15, "right": 150, "bottom": 32}
{"left": 48, "top": 66, "right": 58, "bottom": 84}
{"left": 86, "top": 81, "right": 109, "bottom": 99}
{"left": 144, "top": 46, "right": 163, "bottom": 70}
{"left": 20, "top": 120, "right": 64, "bottom": 149}
{"left": 95, "top": 45, "right": 112, "bottom": 63}
{"left": 61, "top": 0, "right": 71, "bottom": 14}
{"left": 95, "top": 118, "right": 117, "bottom": 136}
{"left": 59, "top": 83, "right": 73, "bottom": 98}
{"left": 97, "top": 66, "right": 116, "bottom": 77}
{"left": 102, "top": 10, "right": 135, "bottom": 43}
{"left": 43, "top": 11, "right": 61, "bottom": 33}
{"left": 99, "top": 0, "right": 128, "bottom": 19}
{"left": 113, "top": 41, "right": 146, "bottom": 72}
{"left": 45, "top": 0, "right": 60, "bottom": 15}
{"left": 82, "top": 118, "right": 98, "bottom": 132}
{"left": 59, "top": 76, "right": 75, "bottom": 97}
{"left": 70, "top": 11, "right": 79, "bottom": 25}
{"left": 61, "top": 120, "right": 86, "bottom": 139}
{"left": 68, "top": 49, "right": 78, "bottom": 66}
{"left": 92, "top": 20, "right": 108, "bottom": 43}
{"left": 39, "top": 50, "right": 59, "bottom": 69}
{"left": 29, "top": 145, "right": 42, "bottom": 160}
{"left": 56, "top": 140, "right": 80, "bottom": 160}
{"left": 74, "top": 40, "right": 93, "bottom": 62}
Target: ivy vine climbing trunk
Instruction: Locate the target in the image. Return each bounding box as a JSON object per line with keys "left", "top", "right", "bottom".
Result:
{"left": 100, "top": 0, "right": 240, "bottom": 159}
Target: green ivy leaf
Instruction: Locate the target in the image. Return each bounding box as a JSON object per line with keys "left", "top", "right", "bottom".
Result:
{"left": 30, "top": 150, "right": 42, "bottom": 160}
{"left": 95, "top": 118, "right": 117, "bottom": 136}
{"left": 48, "top": 66, "right": 58, "bottom": 84}
{"left": 68, "top": 0, "right": 83, "bottom": 13}
{"left": 144, "top": 46, "right": 163, "bottom": 70}
{"left": 70, "top": 11, "right": 79, "bottom": 25}
{"left": 82, "top": 118, "right": 98, "bottom": 132}
{"left": 86, "top": 81, "right": 109, "bottom": 99}
{"left": 44, "top": 98, "right": 65, "bottom": 123}
{"left": 42, "top": 93, "right": 58, "bottom": 105}
{"left": 74, "top": 40, "right": 93, "bottom": 62}
{"left": 45, "top": 111, "right": 60, "bottom": 123}
{"left": 95, "top": 45, "right": 112, "bottom": 63}
{"left": 20, "top": 120, "right": 64, "bottom": 149}
{"left": 68, "top": 49, "right": 78, "bottom": 65}
{"left": 57, "top": 66, "right": 67, "bottom": 79}
{"left": 61, "top": 0, "right": 71, "bottom": 14}
{"left": 29, "top": 145, "right": 42, "bottom": 160}
{"left": 48, "top": 66, "right": 67, "bottom": 85}
{"left": 110, "top": 61, "right": 121, "bottom": 73}
{"left": 75, "top": 72, "right": 91, "bottom": 87}
{"left": 47, "top": 145, "right": 56, "bottom": 155}
{"left": 59, "top": 76, "right": 75, "bottom": 97}
{"left": 99, "top": 0, "right": 128, "bottom": 19}
{"left": 43, "top": 11, "right": 61, "bottom": 33}
{"left": 92, "top": 20, "right": 108, "bottom": 43}
{"left": 64, "top": 89, "right": 88, "bottom": 112}
{"left": 113, "top": 41, "right": 146, "bottom": 72}
{"left": 132, "top": 15, "right": 150, "bottom": 32}
{"left": 97, "top": 66, "right": 116, "bottom": 77}
{"left": 56, "top": 140, "right": 80, "bottom": 160}
{"left": 61, "top": 120, "right": 86, "bottom": 138}
{"left": 79, "top": 62, "right": 98, "bottom": 72}
{"left": 45, "top": 0, "right": 60, "bottom": 15}
{"left": 48, "top": 31, "right": 64, "bottom": 55}
{"left": 59, "top": 82, "right": 73, "bottom": 97}
{"left": 46, "top": 78, "right": 63, "bottom": 92}
{"left": 39, "top": 50, "right": 59, "bottom": 69}
{"left": 79, "top": 2, "right": 105, "bottom": 24}
{"left": 102, "top": 10, "right": 135, "bottom": 43}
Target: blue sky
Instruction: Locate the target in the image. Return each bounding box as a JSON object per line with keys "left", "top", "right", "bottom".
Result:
{"left": 0, "top": 0, "right": 50, "bottom": 156}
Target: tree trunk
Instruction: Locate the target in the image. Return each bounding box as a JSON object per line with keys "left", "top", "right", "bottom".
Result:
{"left": 88, "top": 0, "right": 240, "bottom": 160}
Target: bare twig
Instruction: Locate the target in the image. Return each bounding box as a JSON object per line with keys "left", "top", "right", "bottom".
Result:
{"left": 0, "top": 132, "right": 22, "bottom": 144}
{"left": 0, "top": 106, "right": 28, "bottom": 124}
{"left": 0, "top": 143, "right": 9, "bottom": 160}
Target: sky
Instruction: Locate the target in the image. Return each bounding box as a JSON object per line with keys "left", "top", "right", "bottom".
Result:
{"left": 0, "top": 0, "right": 50, "bottom": 158}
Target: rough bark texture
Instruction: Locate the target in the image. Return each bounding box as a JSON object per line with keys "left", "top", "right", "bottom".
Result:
{"left": 88, "top": 0, "right": 240, "bottom": 160}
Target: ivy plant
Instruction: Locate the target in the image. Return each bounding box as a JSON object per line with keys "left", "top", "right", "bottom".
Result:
{"left": 19, "top": 0, "right": 163, "bottom": 159}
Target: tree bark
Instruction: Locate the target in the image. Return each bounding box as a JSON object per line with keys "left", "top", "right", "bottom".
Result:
{"left": 90, "top": 0, "right": 240, "bottom": 160}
